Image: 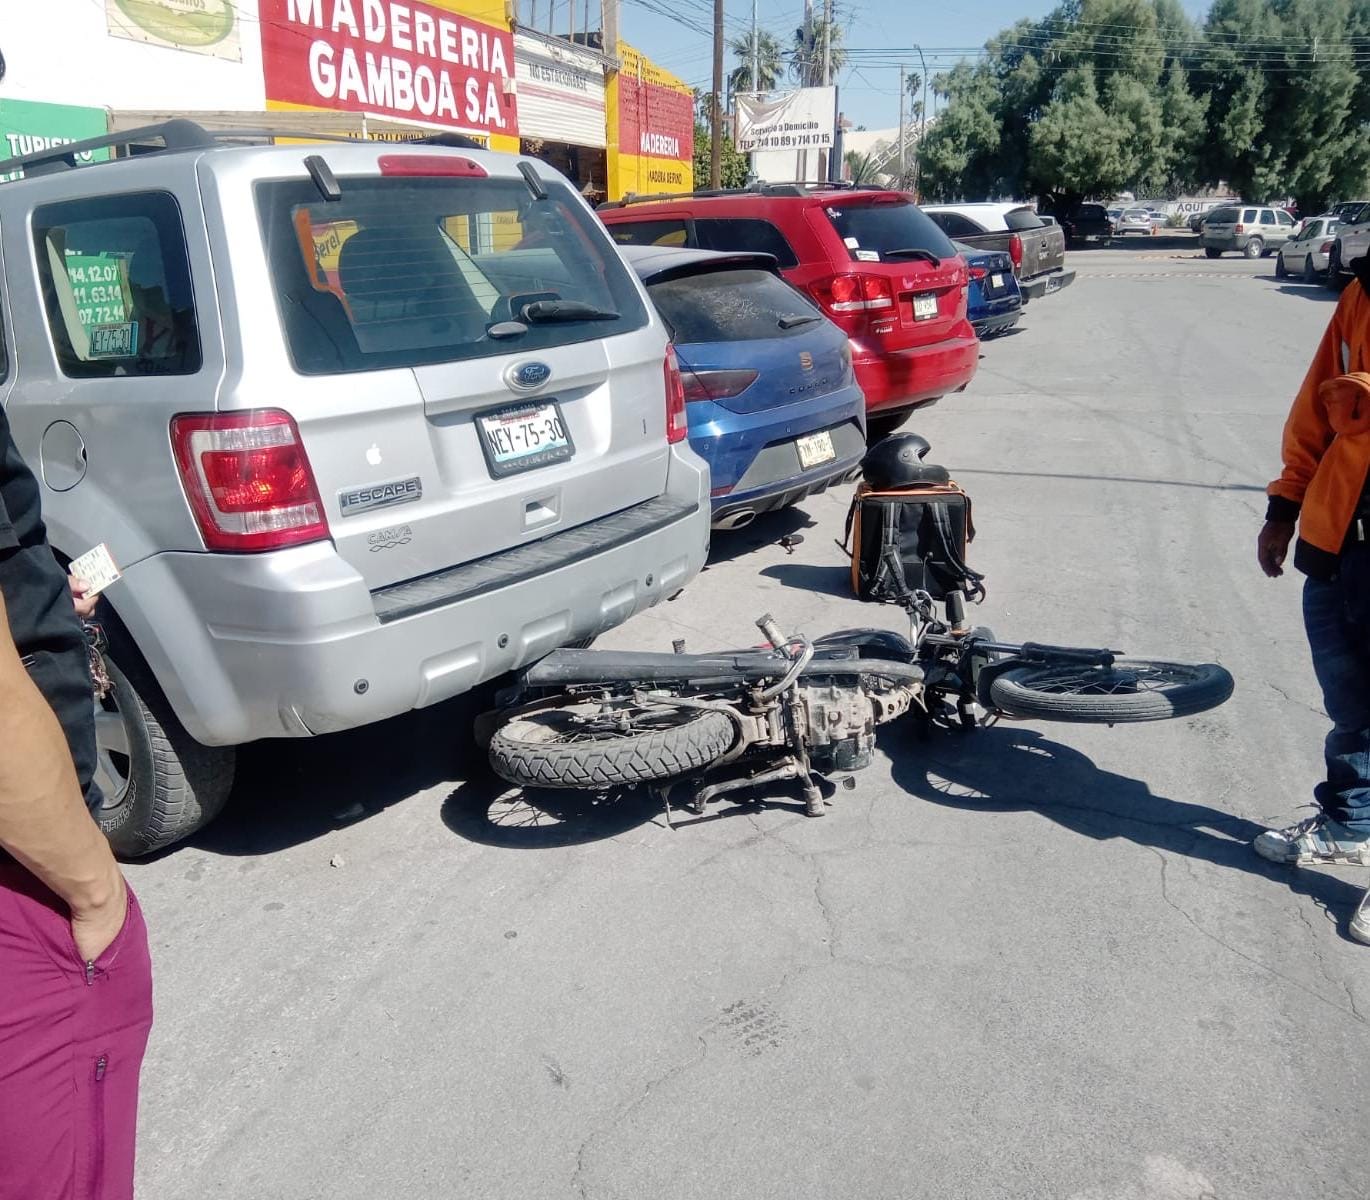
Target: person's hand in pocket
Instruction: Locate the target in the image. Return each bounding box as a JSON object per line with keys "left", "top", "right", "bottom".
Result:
{"left": 70, "top": 868, "right": 128, "bottom": 964}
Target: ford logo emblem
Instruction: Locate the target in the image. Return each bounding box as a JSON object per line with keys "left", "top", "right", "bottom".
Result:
{"left": 508, "top": 361, "right": 552, "bottom": 391}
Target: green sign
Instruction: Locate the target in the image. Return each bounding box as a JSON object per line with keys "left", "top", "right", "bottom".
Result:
{"left": 0, "top": 99, "right": 109, "bottom": 183}
{"left": 65, "top": 254, "right": 132, "bottom": 334}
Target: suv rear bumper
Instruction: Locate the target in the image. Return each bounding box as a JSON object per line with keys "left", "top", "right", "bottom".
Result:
{"left": 850, "top": 329, "right": 979, "bottom": 413}
{"left": 116, "top": 463, "right": 710, "bottom": 746}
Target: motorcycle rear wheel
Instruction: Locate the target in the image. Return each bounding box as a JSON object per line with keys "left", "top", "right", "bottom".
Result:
{"left": 490, "top": 700, "right": 735, "bottom": 789}
{"left": 988, "top": 659, "right": 1232, "bottom": 724}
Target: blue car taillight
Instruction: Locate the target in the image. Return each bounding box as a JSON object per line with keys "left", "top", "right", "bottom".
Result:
{"left": 681, "top": 368, "right": 760, "bottom": 403}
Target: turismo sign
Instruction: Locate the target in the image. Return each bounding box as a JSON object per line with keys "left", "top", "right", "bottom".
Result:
{"left": 260, "top": 0, "right": 518, "bottom": 136}
{"left": 0, "top": 100, "right": 109, "bottom": 183}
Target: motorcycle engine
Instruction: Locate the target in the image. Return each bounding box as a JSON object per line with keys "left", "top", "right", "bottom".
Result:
{"left": 800, "top": 684, "right": 877, "bottom": 772}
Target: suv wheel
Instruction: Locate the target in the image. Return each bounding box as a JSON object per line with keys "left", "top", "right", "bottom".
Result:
{"left": 1244, "top": 237, "right": 1264, "bottom": 259}
{"left": 1204, "top": 247, "right": 1223, "bottom": 259}
{"left": 1329, "top": 243, "right": 1348, "bottom": 289}
{"left": 1275, "top": 253, "right": 1288, "bottom": 279}
{"left": 867, "top": 410, "right": 914, "bottom": 441}
{"left": 94, "top": 637, "right": 235, "bottom": 858}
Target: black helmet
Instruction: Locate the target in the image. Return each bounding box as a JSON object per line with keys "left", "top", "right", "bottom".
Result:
{"left": 861, "top": 433, "right": 949, "bottom": 489}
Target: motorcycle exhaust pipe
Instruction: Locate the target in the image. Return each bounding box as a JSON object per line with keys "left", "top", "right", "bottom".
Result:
{"left": 712, "top": 509, "right": 756, "bottom": 531}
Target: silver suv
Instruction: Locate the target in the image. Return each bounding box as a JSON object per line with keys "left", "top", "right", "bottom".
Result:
{"left": 0, "top": 121, "right": 710, "bottom": 854}
{"left": 1201, "top": 204, "right": 1296, "bottom": 258}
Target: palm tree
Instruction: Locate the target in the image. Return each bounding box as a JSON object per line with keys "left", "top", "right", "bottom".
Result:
{"left": 729, "top": 29, "right": 785, "bottom": 95}
{"left": 844, "top": 150, "right": 880, "bottom": 185}
{"left": 790, "top": 15, "right": 847, "bottom": 87}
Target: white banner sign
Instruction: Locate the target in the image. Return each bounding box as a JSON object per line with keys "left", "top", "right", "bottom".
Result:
{"left": 735, "top": 88, "right": 835, "bottom": 153}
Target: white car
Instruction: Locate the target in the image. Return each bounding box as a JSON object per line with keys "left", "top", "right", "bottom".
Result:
{"left": 1112, "top": 208, "right": 1154, "bottom": 237}
{"left": 1277, "top": 216, "right": 1341, "bottom": 282}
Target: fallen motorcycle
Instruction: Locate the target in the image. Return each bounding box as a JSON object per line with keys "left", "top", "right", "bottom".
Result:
{"left": 484, "top": 435, "right": 1234, "bottom": 820}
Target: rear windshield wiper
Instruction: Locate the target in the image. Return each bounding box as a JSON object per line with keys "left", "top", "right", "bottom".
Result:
{"left": 882, "top": 247, "right": 941, "bottom": 264}
{"left": 778, "top": 313, "right": 822, "bottom": 329}
{"left": 520, "top": 300, "right": 620, "bottom": 323}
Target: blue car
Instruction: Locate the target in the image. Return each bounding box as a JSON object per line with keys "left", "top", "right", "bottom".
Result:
{"left": 623, "top": 246, "right": 867, "bottom": 530}
{"left": 954, "top": 240, "right": 1023, "bottom": 338}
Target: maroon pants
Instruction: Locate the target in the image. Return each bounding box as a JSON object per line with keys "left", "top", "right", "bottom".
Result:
{"left": 0, "top": 867, "right": 152, "bottom": 1200}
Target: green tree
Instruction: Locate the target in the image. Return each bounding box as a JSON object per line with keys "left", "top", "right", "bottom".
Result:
{"left": 729, "top": 29, "right": 786, "bottom": 94}
{"left": 692, "top": 123, "right": 750, "bottom": 190}
{"left": 790, "top": 14, "right": 847, "bottom": 86}
{"left": 844, "top": 150, "right": 881, "bottom": 184}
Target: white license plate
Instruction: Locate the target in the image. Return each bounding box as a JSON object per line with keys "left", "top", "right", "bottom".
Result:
{"left": 476, "top": 400, "right": 574, "bottom": 477}
{"left": 796, "top": 430, "right": 836, "bottom": 470}
{"left": 989, "top": 272, "right": 1005, "bottom": 289}
{"left": 912, "top": 293, "right": 939, "bottom": 320}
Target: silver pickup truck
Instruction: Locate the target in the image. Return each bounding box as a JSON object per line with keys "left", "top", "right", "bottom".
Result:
{"left": 922, "top": 202, "right": 1076, "bottom": 301}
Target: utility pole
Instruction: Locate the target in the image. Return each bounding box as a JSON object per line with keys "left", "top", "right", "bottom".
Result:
{"left": 897, "top": 63, "right": 906, "bottom": 186}
{"left": 818, "top": 0, "right": 832, "bottom": 181}
{"left": 710, "top": 0, "right": 723, "bottom": 188}
{"left": 601, "top": 0, "right": 617, "bottom": 55}
{"left": 751, "top": 0, "right": 759, "bottom": 93}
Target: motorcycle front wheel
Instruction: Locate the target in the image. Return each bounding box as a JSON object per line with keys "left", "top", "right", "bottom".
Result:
{"left": 988, "top": 659, "right": 1233, "bottom": 723}
{"left": 489, "top": 699, "right": 735, "bottom": 789}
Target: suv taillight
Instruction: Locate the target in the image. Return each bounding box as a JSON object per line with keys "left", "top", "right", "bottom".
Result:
{"left": 1322, "top": 240, "right": 1335, "bottom": 253}
{"left": 171, "top": 410, "right": 329, "bottom": 552}
{"left": 811, "top": 273, "right": 895, "bottom": 320}
{"left": 664, "top": 347, "right": 689, "bottom": 443}
{"left": 1235, "top": 223, "right": 1245, "bottom": 234}
{"left": 1008, "top": 234, "right": 1023, "bottom": 268}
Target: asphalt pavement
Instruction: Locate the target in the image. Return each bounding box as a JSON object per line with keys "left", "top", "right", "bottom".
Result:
{"left": 129, "top": 242, "right": 1368, "bottom": 1200}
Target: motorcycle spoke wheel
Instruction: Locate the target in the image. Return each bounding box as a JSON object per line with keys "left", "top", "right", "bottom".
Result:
{"left": 988, "top": 659, "right": 1233, "bottom": 724}
{"left": 489, "top": 699, "right": 735, "bottom": 789}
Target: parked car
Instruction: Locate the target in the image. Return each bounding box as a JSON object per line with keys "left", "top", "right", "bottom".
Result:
{"left": 1145, "top": 207, "right": 1168, "bottom": 230}
{"left": 622, "top": 245, "right": 866, "bottom": 530}
{"left": 1056, "top": 203, "right": 1112, "bottom": 245}
{"left": 1276, "top": 215, "right": 1341, "bottom": 282}
{"left": 954, "top": 241, "right": 1023, "bottom": 337}
{"left": 1201, "top": 204, "right": 1296, "bottom": 257}
{"left": 1112, "top": 208, "right": 1154, "bottom": 237}
{"left": 0, "top": 121, "right": 712, "bottom": 854}
{"left": 1330, "top": 200, "right": 1370, "bottom": 223}
{"left": 921, "top": 202, "right": 1075, "bottom": 300}
{"left": 1328, "top": 203, "right": 1370, "bottom": 283}
{"left": 1188, "top": 211, "right": 1208, "bottom": 233}
{"left": 599, "top": 184, "right": 978, "bottom": 440}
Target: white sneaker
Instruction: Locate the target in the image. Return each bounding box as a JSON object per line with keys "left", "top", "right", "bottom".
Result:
{"left": 1252, "top": 813, "right": 1370, "bottom": 866}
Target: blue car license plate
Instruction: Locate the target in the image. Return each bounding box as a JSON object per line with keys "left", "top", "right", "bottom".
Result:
{"left": 476, "top": 400, "right": 574, "bottom": 478}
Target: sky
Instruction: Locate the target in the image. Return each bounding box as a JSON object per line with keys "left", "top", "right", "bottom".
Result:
{"left": 620, "top": 0, "right": 1212, "bottom": 132}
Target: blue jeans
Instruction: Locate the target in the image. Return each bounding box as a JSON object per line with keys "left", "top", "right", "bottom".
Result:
{"left": 1305, "top": 575, "right": 1370, "bottom": 835}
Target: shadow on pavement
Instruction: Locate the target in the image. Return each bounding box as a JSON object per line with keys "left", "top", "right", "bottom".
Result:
{"left": 706, "top": 506, "right": 816, "bottom": 565}
{"left": 182, "top": 693, "right": 490, "bottom": 858}
{"left": 760, "top": 561, "right": 852, "bottom": 598}
{"left": 441, "top": 776, "right": 664, "bottom": 849}
{"left": 1274, "top": 283, "right": 1338, "bottom": 302}
{"left": 887, "top": 724, "right": 1365, "bottom": 941}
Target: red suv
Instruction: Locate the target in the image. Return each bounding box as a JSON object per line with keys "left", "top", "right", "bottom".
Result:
{"left": 599, "top": 185, "right": 978, "bottom": 437}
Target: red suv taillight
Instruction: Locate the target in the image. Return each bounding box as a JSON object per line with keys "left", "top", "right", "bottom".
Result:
{"left": 1321, "top": 240, "right": 1335, "bottom": 253}
{"left": 1008, "top": 234, "right": 1023, "bottom": 268}
{"left": 1235, "top": 223, "right": 1246, "bottom": 234}
{"left": 171, "top": 409, "right": 329, "bottom": 552}
{"left": 815, "top": 272, "right": 895, "bottom": 313}
{"left": 663, "top": 347, "right": 689, "bottom": 443}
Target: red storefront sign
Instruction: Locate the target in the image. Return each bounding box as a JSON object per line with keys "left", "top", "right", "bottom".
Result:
{"left": 617, "top": 68, "right": 693, "bottom": 162}
{"left": 260, "top": 0, "right": 518, "bottom": 135}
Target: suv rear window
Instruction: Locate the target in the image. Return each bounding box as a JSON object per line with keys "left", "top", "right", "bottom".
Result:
{"left": 1207, "top": 208, "right": 1238, "bottom": 224}
{"left": 606, "top": 218, "right": 689, "bottom": 248}
{"left": 646, "top": 268, "right": 821, "bottom": 343}
{"left": 1076, "top": 205, "right": 1107, "bottom": 219}
{"left": 693, "top": 218, "right": 799, "bottom": 268}
{"left": 258, "top": 174, "right": 648, "bottom": 374}
{"left": 33, "top": 191, "right": 201, "bottom": 378}
{"left": 1004, "top": 207, "right": 1045, "bottom": 232}
{"left": 824, "top": 199, "right": 956, "bottom": 264}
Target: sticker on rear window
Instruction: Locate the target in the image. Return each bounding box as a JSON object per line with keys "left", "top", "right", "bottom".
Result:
{"left": 855, "top": 249, "right": 880, "bottom": 262}
{"left": 87, "top": 322, "right": 138, "bottom": 359}
{"left": 843, "top": 236, "right": 861, "bottom": 248}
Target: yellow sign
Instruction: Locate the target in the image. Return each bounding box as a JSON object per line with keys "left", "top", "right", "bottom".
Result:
{"left": 606, "top": 42, "right": 694, "bottom": 200}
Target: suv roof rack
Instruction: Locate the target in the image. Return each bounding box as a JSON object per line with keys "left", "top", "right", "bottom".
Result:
{"left": 597, "top": 179, "right": 889, "bottom": 210}
{"left": 0, "top": 118, "right": 485, "bottom": 179}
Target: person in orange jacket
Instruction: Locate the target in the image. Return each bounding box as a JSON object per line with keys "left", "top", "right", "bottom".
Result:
{"left": 1258, "top": 259, "right": 1370, "bottom": 942}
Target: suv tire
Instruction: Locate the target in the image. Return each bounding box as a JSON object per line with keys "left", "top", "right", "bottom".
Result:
{"left": 1244, "top": 238, "right": 1264, "bottom": 259}
{"left": 1275, "top": 253, "right": 1289, "bottom": 279}
{"left": 95, "top": 636, "right": 235, "bottom": 858}
{"left": 1329, "top": 243, "right": 1348, "bottom": 290}
{"left": 867, "top": 410, "right": 914, "bottom": 441}
{"left": 1204, "top": 247, "right": 1222, "bottom": 259}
